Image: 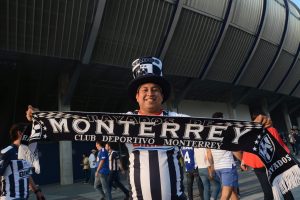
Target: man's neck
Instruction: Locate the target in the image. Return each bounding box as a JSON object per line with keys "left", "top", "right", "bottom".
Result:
{"left": 138, "top": 109, "right": 163, "bottom": 116}
{"left": 13, "top": 140, "right": 21, "bottom": 147}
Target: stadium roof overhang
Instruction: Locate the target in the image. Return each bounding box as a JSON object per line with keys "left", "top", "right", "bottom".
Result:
{"left": 0, "top": 0, "right": 300, "bottom": 118}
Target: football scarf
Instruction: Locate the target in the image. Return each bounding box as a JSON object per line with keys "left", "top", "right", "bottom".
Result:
{"left": 30, "top": 111, "right": 300, "bottom": 199}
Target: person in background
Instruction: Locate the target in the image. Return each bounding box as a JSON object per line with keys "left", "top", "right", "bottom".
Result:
{"left": 180, "top": 147, "right": 204, "bottom": 200}
{"left": 89, "top": 149, "right": 97, "bottom": 185}
{"left": 0, "top": 123, "right": 45, "bottom": 200}
{"left": 95, "top": 140, "right": 111, "bottom": 200}
{"left": 21, "top": 105, "right": 41, "bottom": 174}
{"left": 194, "top": 148, "right": 221, "bottom": 200}
{"left": 207, "top": 112, "right": 241, "bottom": 200}
{"left": 288, "top": 128, "right": 297, "bottom": 155}
{"left": 105, "top": 143, "right": 129, "bottom": 200}
{"left": 241, "top": 111, "right": 295, "bottom": 200}
{"left": 81, "top": 153, "right": 90, "bottom": 184}
{"left": 291, "top": 126, "right": 300, "bottom": 156}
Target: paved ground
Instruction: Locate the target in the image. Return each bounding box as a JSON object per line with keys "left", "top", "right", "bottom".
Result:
{"left": 29, "top": 166, "right": 300, "bottom": 200}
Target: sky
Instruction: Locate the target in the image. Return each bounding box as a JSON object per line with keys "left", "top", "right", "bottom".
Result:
{"left": 292, "top": 0, "right": 300, "bottom": 8}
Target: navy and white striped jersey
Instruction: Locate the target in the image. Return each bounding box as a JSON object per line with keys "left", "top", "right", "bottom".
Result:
{"left": 0, "top": 145, "right": 32, "bottom": 200}
{"left": 108, "top": 151, "right": 120, "bottom": 171}
{"left": 126, "top": 110, "right": 188, "bottom": 200}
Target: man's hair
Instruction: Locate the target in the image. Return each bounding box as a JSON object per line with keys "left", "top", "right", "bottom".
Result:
{"left": 96, "top": 139, "right": 106, "bottom": 147}
{"left": 212, "top": 112, "right": 223, "bottom": 119}
{"left": 250, "top": 110, "right": 266, "bottom": 120}
{"left": 107, "top": 142, "right": 119, "bottom": 151}
{"left": 9, "top": 123, "right": 27, "bottom": 142}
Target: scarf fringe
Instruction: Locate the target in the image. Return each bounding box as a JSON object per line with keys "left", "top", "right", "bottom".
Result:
{"left": 272, "top": 165, "right": 300, "bottom": 200}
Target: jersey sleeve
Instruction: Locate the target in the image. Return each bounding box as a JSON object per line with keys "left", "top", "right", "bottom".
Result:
{"left": 0, "top": 147, "right": 13, "bottom": 175}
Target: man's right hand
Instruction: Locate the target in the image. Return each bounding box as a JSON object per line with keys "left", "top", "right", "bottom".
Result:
{"left": 26, "top": 105, "right": 39, "bottom": 121}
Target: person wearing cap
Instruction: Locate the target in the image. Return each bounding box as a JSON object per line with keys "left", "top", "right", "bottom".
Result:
{"left": 126, "top": 57, "right": 188, "bottom": 200}
{"left": 89, "top": 149, "right": 97, "bottom": 185}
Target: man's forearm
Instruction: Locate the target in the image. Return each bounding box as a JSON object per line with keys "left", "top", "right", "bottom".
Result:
{"left": 96, "top": 160, "right": 104, "bottom": 173}
{"left": 29, "top": 176, "right": 38, "bottom": 192}
{"left": 233, "top": 151, "right": 242, "bottom": 161}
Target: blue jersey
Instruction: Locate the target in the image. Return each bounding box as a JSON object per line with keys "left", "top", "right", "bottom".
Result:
{"left": 181, "top": 147, "right": 196, "bottom": 171}
{"left": 96, "top": 148, "right": 110, "bottom": 175}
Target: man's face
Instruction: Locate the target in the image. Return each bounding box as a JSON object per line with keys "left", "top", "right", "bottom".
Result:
{"left": 105, "top": 144, "right": 109, "bottom": 151}
{"left": 95, "top": 142, "right": 100, "bottom": 150}
{"left": 136, "top": 83, "right": 163, "bottom": 114}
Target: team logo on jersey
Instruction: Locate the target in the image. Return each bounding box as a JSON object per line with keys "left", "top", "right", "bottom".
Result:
{"left": 258, "top": 134, "right": 275, "bottom": 163}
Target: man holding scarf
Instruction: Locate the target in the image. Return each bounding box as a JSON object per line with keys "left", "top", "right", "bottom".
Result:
{"left": 126, "top": 56, "right": 188, "bottom": 200}
{"left": 27, "top": 56, "right": 300, "bottom": 200}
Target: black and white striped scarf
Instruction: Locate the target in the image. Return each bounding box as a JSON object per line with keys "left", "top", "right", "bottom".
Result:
{"left": 30, "top": 111, "right": 300, "bottom": 199}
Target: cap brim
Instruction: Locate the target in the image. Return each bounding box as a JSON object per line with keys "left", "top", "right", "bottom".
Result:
{"left": 128, "top": 75, "right": 171, "bottom": 103}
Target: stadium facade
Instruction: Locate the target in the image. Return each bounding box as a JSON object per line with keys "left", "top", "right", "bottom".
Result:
{"left": 0, "top": 0, "right": 300, "bottom": 185}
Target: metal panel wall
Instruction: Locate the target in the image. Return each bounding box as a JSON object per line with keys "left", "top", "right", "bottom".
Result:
{"left": 261, "top": 0, "right": 286, "bottom": 45}
{"left": 206, "top": 26, "right": 255, "bottom": 83}
{"left": 239, "top": 40, "right": 277, "bottom": 87}
{"left": 231, "top": 0, "right": 263, "bottom": 34}
{"left": 0, "top": 0, "right": 97, "bottom": 59}
{"left": 183, "top": 0, "right": 229, "bottom": 19}
{"left": 92, "top": 0, "right": 174, "bottom": 67}
{"left": 260, "top": 50, "right": 294, "bottom": 91}
{"left": 163, "top": 9, "right": 222, "bottom": 77}
{"left": 278, "top": 60, "right": 300, "bottom": 95}
{"left": 283, "top": 11, "right": 300, "bottom": 54}
{"left": 293, "top": 84, "right": 300, "bottom": 98}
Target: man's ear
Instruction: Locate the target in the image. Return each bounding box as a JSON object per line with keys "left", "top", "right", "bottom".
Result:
{"left": 17, "top": 130, "right": 23, "bottom": 138}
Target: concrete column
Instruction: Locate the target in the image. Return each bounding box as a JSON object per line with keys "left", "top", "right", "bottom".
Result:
{"left": 282, "top": 103, "right": 292, "bottom": 132}
{"left": 227, "top": 102, "right": 237, "bottom": 119}
{"left": 58, "top": 73, "right": 73, "bottom": 185}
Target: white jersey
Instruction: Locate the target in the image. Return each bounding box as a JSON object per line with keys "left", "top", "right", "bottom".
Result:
{"left": 210, "top": 149, "right": 235, "bottom": 170}
{"left": 126, "top": 110, "right": 188, "bottom": 200}
{"left": 18, "top": 144, "right": 40, "bottom": 174}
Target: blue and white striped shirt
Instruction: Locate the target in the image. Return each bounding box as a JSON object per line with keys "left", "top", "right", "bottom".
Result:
{"left": 1, "top": 145, "right": 32, "bottom": 200}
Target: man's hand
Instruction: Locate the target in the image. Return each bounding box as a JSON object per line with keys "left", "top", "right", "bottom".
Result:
{"left": 253, "top": 114, "right": 272, "bottom": 128}
{"left": 26, "top": 105, "right": 39, "bottom": 121}
{"left": 207, "top": 166, "right": 215, "bottom": 180}
{"left": 240, "top": 163, "right": 248, "bottom": 171}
